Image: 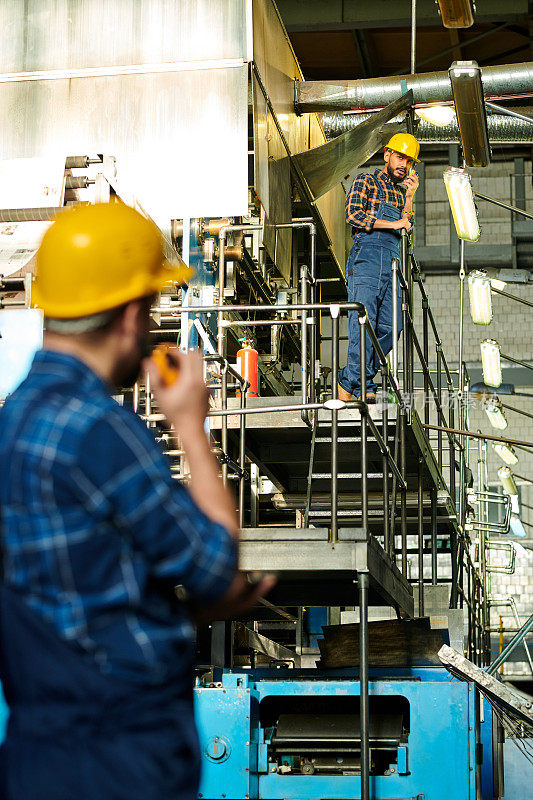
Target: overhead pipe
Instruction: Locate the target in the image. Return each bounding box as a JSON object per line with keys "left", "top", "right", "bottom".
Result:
{"left": 296, "top": 62, "right": 533, "bottom": 113}
{"left": 320, "top": 111, "right": 533, "bottom": 144}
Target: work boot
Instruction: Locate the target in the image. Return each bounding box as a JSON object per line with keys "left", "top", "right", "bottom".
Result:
{"left": 356, "top": 392, "right": 376, "bottom": 403}
{"left": 337, "top": 383, "right": 353, "bottom": 402}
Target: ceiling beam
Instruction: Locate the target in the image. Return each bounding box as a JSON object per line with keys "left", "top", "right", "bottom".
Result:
{"left": 389, "top": 22, "right": 509, "bottom": 76}
{"left": 479, "top": 44, "right": 531, "bottom": 66}
{"left": 276, "top": 0, "right": 529, "bottom": 32}
{"left": 351, "top": 29, "right": 374, "bottom": 78}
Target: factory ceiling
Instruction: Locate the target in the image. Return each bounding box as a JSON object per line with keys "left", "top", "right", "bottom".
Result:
{"left": 276, "top": 0, "right": 532, "bottom": 82}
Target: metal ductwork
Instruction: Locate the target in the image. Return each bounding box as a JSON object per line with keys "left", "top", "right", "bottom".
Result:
{"left": 320, "top": 111, "right": 533, "bottom": 145}
{"left": 296, "top": 62, "right": 533, "bottom": 112}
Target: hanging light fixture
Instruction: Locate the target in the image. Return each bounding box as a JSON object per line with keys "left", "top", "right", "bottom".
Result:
{"left": 437, "top": 0, "right": 475, "bottom": 28}
{"left": 498, "top": 466, "right": 518, "bottom": 496}
{"left": 468, "top": 270, "right": 492, "bottom": 325}
{"left": 480, "top": 339, "right": 502, "bottom": 388}
{"left": 415, "top": 106, "right": 455, "bottom": 126}
{"left": 443, "top": 166, "right": 480, "bottom": 242}
{"left": 449, "top": 61, "right": 491, "bottom": 167}
{"left": 490, "top": 277, "right": 507, "bottom": 291}
{"left": 484, "top": 398, "right": 507, "bottom": 430}
{"left": 510, "top": 514, "right": 527, "bottom": 538}
{"left": 492, "top": 441, "right": 519, "bottom": 466}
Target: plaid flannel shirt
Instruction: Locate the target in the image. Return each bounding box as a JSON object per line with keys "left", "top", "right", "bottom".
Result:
{"left": 346, "top": 168, "right": 411, "bottom": 233}
{"left": 0, "top": 350, "right": 237, "bottom": 684}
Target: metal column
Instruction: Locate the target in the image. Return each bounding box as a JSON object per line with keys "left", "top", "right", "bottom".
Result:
{"left": 331, "top": 307, "right": 340, "bottom": 542}
{"left": 359, "top": 313, "right": 369, "bottom": 530}
{"left": 418, "top": 458, "right": 424, "bottom": 616}
{"left": 359, "top": 572, "right": 370, "bottom": 800}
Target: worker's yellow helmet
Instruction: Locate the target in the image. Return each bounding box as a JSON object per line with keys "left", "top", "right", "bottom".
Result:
{"left": 32, "top": 202, "right": 194, "bottom": 319}
{"left": 385, "top": 133, "right": 420, "bottom": 162}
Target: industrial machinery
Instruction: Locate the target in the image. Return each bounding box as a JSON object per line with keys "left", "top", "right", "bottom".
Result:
{"left": 195, "top": 668, "right": 481, "bottom": 800}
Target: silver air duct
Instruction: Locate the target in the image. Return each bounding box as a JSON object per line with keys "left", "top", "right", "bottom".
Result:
{"left": 320, "top": 112, "right": 533, "bottom": 145}
{"left": 297, "top": 62, "right": 533, "bottom": 113}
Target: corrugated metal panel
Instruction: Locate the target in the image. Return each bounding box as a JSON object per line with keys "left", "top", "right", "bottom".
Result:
{"left": 0, "top": 0, "right": 248, "bottom": 71}
{"left": 0, "top": 0, "right": 250, "bottom": 226}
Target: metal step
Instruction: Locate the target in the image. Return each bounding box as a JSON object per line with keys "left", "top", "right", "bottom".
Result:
{"left": 315, "top": 435, "right": 395, "bottom": 443}
{"left": 310, "top": 472, "right": 389, "bottom": 479}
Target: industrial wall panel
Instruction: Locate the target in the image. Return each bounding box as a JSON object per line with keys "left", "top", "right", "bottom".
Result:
{"left": 195, "top": 683, "right": 252, "bottom": 800}
{"left": 252, "top": 72, "right": 270, "bottom": 217}
{"left": 251, "top": 0, "right": 345, "bottom": 277}
{"left": 0, "top": 0, "right": 248, "bottom": 72}
{"left": 252, "top": 0, "right": 307, "bottom": 156}
{"left": 252, "top": 71, "right": 293, "bottom": 283}
{"left": 0, "top": 65, "right": 249, "bottom": 225}
{"left": 310, "top": 114, "right": 347, "bottom": 274}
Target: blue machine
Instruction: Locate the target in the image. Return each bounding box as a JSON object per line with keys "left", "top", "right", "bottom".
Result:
{"left": 195, "top": 668, "right": 482, "bottom": 800}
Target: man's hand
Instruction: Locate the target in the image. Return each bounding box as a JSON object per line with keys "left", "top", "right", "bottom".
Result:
{"left": 145, "top": 347, "right": 239, "bottom": 537}
{"left": 403, "top": 170, "right": 419, "bottom": 198}
{"left": 192, "top": 572, "right": 277, "bottom": 623}
{"left": 392, "top": 217, "right": 412, "bottom": 233}
{"left": 144, "top": 349, "right": 209, "bottom": 434}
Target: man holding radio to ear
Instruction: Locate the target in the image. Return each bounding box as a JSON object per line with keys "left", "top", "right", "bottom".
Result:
{"left": 0, "top": 201, "right": 274, "bottom": 800}
{"left": 338, "top": 133, "right": 420, "bottom": 402}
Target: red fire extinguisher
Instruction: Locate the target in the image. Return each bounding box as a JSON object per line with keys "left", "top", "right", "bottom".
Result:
{"left": 236, "top": 342, "right": 258, "bottom": 398}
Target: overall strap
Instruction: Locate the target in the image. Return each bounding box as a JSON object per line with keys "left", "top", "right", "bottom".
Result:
{"left": 376, "top": 174, "right": 386, "bottom": 202}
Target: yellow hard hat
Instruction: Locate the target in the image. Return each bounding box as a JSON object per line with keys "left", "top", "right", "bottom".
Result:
{"left": 385, "top": 133, "right": 420, "bottom": 162}
{"left": 32, "top": 202, "right": 194, "bottom": 319}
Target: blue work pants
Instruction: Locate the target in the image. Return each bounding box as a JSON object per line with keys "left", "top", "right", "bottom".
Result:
{"left": 338, "top": 243, "right": 403, "bottom": 395}
{"left": 0, "top": 585, "right": 199, "bottom": 800}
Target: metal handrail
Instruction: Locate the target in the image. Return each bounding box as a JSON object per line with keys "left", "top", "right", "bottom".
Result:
{"left": 149, "top": 220, "right": 482, "bottom": 656}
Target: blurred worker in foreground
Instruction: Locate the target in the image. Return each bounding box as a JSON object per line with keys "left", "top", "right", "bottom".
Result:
{"left": 0, "top": 202, "right": 273, "bottom": 800}
{"left": 338, "top": 133, "right": 420, "bottom": 401}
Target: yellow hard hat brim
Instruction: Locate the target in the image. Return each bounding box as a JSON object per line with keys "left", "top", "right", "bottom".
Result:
{"left": 389, "top": 147, "right": 420, "bottom": 164}
{"left": 32, "top": 260, "right": 195, "bottom": 319}
{"left": 388, "top": 147, "right": 420, "bottom": 162}
{"left": 158, "top": 260, "right": 195, "bottom": 289}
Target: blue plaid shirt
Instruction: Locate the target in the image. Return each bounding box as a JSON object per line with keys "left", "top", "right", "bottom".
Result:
{"left": 0, "top": 350, "right": 237, "bottom": 684}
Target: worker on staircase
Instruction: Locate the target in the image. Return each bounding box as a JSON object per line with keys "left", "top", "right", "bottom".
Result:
{"left": 338, "top": 133, "right": 420, "bottom": 402}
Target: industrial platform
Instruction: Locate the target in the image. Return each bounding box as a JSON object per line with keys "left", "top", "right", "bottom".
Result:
{"left": 240, "top": 527, "right": 414, "bottom": 616}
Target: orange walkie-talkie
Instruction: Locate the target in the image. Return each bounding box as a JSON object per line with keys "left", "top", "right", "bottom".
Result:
{"left": 152, "top": 343, "right": 180, "bottom": 387}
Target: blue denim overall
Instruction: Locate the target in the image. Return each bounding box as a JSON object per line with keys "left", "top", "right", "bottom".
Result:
{"left": 0, "top": 585, "right": 200, "bottom": 800}
{"left": 338, "top": 191, "right": 404, "bottom": 395}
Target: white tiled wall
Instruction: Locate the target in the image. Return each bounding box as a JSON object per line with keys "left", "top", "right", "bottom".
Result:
{"left": 412, "top": 160, "right": 533, "bottom": 673}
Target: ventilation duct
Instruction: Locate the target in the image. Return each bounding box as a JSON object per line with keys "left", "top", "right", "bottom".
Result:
{"left": 320, "top": 112, "right": 533, "bottom": 145}
{"left": 297, "top": 62, "right": 533, "bottom": 113}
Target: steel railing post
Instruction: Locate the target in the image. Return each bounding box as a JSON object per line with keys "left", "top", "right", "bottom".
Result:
{"left": 331, "top": 306, "right": 340, "bottom": 543}
{"left": 431, "top": 486, "right": 438, "bottom": 586}
{"left": 398, "top": 240, "right": 411, "bottom": 579}
{"left": 418, "top": 458, "right": 425, "bottom": 616}
{"left": 309, "top": 227, "right": 317, "bottom": 404}
{"left": 400, "top": 404, "right": 408, "bottom": 576}
{"left": 359, "top": 312, "right": 369, "bottom": 531}
{"left": 300, "top": 265, "right": 309, "bottom": 423}
{"left": 422, "top": 296, "right": 430, "bottom": 425}
{"left": 382, "top": 366, "right": 390, "bottom": 557}
{"left": 359, "top": 572, "right": 370, "bottom": 800}
{"left": 436, "top": 345, "right": 443, "bottom": 472}
{"left": 400, "top": 229, "right": 413, "bottom": 415}
{"left": 221, "top": 366, "right": 229, "bottom": 485}
{"left": 238, "top": 385, "right": 247, "bottom": 528}
{"left": 391, "top": 256, "right": 400, "bottom": 386}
